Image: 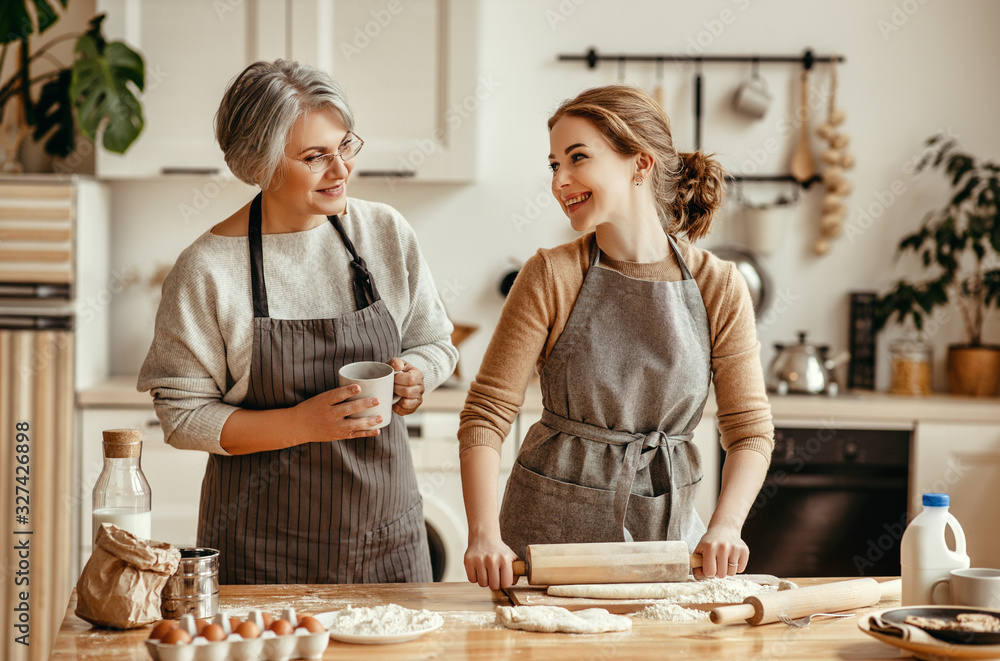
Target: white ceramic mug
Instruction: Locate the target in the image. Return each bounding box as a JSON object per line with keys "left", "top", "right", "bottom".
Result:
{"left": 932, "top": 568, "right": 1000, "bottom": 608}
{"left": 733, "top": 73, "right": 772, "bottom": 119}
{"left": 338, "top": 361, "right": 402, "bottom": 429}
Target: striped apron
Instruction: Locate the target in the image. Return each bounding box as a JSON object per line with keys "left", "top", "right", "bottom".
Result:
{"left": 499, "top": 234, "right": 712, "bottom": 559}
{"left": 197, "top": 193, "right": 432, "bottom": 585}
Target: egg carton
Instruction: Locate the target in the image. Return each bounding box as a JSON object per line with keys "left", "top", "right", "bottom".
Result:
{"left": 145, "top": 607, "right": 328, "bottom": 661}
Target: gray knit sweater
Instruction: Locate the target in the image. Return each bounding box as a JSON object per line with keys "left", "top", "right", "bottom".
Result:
{"left": 137, "top": 198, "right": 458, "bottom": 455}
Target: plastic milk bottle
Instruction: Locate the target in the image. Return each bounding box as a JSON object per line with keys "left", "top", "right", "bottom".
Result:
{"left": 900, "top": 492, "right": 969, "bottom": 605}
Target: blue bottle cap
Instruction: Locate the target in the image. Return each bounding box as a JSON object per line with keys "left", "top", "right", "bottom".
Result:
{"left": 923, "top": 493, "right": 950, "bottom": 507}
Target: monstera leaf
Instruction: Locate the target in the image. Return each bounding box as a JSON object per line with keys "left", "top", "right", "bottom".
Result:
{"left": 69, "top": 19, "right": 144, "bottom": 154}
{"left": 0, "top": 6, "right": 145, "bottom": 159}
{"left": 31, "top": 69, "right": 75, "bottom": 157}
{"left": 0, "top": 0, "right": 67, "bottom": 44}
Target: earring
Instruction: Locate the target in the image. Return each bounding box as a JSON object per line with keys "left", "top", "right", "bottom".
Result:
{"left": 634, "top": 176, "right": 644, "bottom": 186}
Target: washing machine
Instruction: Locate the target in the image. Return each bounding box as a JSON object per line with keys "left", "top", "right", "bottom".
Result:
{"left": 407, "top": 411, "right": 521, "bottom": 582}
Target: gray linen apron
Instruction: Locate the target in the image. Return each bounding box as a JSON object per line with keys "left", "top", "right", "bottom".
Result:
{"left": 197, "top": 193, "right": 432, "bottom": 585}
{"left": 499, "top": 233, "right": 711, "bottom": 559}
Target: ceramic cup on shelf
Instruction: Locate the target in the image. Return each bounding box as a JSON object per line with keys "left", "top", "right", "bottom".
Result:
{"left": 338, "top": 361, "right": 402, "bottom": 428}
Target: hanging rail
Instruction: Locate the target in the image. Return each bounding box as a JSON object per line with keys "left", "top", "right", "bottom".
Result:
{"left": 723, "top": 173, "right": 821, "bottom": 187}
{"left": 558, "top": 48, "right": 845, "bottom": 70}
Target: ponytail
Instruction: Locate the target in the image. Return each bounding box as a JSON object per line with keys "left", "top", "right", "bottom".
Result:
{"left": 668, "top": 151, "right": 726, "bottom": 241}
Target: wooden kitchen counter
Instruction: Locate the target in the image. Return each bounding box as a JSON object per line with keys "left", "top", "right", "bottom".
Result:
{"left": 51, "top": 578, "right": 903, "bottom": 660}
{"left": 80, "top": 374, "right": 1000, "bottom": 423}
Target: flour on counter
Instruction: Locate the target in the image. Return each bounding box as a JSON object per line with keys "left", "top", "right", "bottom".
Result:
{"left": 669, "top": 577, "right": 789, "bottom": 603}
{"left": 446, "top": 611, "right": 501, "bottom": 629}
{"left": 330, "top": 604, "right": 443, "bottom": 636}
{"left": 635, "top": 603, "right": 711, "bottom": 622}
{"left": 218, "top": 586, "right": 341, "bottom": 616}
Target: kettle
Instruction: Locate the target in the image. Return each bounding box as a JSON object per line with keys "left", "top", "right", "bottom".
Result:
{"left": 766, "top": 331, "right": 850, "bottom": 396}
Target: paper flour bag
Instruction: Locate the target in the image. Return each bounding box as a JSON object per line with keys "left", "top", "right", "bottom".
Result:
{"left": 75, "top": 523, "right": 181, "bottom": 629}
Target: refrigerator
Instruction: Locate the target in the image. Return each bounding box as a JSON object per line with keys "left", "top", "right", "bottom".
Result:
{"left": 0, "top": 176, "right": 110, "bottom": 661}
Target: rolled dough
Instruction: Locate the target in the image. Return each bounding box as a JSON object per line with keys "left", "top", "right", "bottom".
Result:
{"left": 547, "top": 582, "right": 708, "bottom": 599}
{"left": 495, "top": 606, "right": 632, "bottom": 634}
{"left": 547, "top": 577, "right": 798, "bottom": 600}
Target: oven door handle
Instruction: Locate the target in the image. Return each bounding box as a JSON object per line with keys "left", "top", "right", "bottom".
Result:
{"left": 765, "top": 473, "right": 907, "bottom": 490}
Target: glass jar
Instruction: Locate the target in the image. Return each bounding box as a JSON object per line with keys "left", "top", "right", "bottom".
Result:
{"left": 92, "top": 428, "right": 152, "bottom": 543}
{"left": 889, "top": 339, "right": 932, "bottom": 396}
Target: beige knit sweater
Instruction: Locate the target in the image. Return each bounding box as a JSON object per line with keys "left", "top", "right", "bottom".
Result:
{"left": 458, "top": 233, "right": 774, "bottom": 459}
{"left": 138, "top": 198, "right": 458, "bottom": 455}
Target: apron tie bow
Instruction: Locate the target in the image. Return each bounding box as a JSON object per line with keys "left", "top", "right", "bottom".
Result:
{"left": 540, "top": 410, "right": 693, "bottom": 544}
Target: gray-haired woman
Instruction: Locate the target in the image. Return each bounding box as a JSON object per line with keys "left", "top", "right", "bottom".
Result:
{"left": 138, "top": 59, "right": 458, "bottom": 584}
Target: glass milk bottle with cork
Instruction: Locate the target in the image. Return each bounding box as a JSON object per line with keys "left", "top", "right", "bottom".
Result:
{"left": 92, "top": 428, "right": 152, "bottom": 542}
{"left": 900, "top": 492, "right": 969, "bottom": 605}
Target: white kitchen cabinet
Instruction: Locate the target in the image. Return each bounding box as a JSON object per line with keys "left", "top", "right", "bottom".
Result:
{"left": 913, "top": 422, "right": 1000, "bottom": 567}
{"left": 95, "top": 0, "right": 285, "bottom": 177}
{"left": 297, "top": 0, "right": 480, "bottom": 181}
{"left": 76, "top": 406, "right": 207, "bottom": 575}
{"left": 96, "top": 0, "right": 479, "bottom": 181}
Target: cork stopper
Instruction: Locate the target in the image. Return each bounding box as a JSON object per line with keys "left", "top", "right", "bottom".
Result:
{"left": 102, "top": 428, "right": 142, "bottom": 458}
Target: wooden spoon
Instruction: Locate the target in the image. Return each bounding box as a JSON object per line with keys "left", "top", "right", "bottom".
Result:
{"left": 790, "top": 68, "right": 815, "bottom": 183}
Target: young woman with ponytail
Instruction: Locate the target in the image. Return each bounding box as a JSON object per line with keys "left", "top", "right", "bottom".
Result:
{"left": 459, "top": 85, "right": 774, "bottom": 590}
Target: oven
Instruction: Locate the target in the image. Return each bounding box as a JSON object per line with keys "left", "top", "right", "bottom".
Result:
{"left": 724, "top": 421, "right": 911, "bottom": 577}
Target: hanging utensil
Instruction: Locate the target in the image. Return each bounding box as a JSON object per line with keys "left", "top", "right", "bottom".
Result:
{"left": 789, "top": 55, "right": 816, "bottom": 184}
{"left": 732, "top": 57, "right": 771, "bottom": 119}
{"left": 653, "top": 58, "right": 666, "bottom": 108}
{"left": 694, "top": 61, "right": 703, "bottom": 150}
{"left": 739, "top": 187, "right": 799, "bottom": 256}
{"left": 708, "top": 245, "right": 772, "bottom": 317}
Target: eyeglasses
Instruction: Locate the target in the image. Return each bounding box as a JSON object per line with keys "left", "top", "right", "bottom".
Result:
{"left": 295, "top": 132, "right": 364, "bottom": 172}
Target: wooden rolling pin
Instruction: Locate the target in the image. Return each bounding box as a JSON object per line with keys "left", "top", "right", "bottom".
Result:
{"left": 710, "top": 578, "right": 902, "bottom": 625}
{"left": 511, "top": 541, "right": 702, "bottom": 586}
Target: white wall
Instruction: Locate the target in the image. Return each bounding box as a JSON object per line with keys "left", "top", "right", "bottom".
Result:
{"left": 107, "top": 0, "right": 1000, "bottom": 394}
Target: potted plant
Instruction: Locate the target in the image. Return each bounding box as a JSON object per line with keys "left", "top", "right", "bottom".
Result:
{"left": 874, "top": 134, "right": 1000, "bottom": 396}
{"left": 0, "top": 0, "right": 145, "bottom": 171}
